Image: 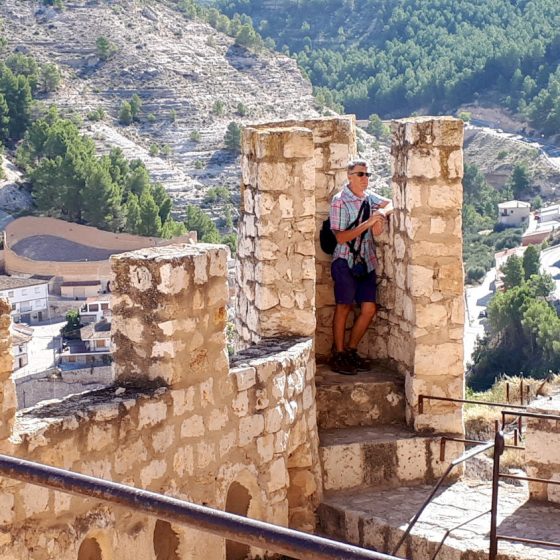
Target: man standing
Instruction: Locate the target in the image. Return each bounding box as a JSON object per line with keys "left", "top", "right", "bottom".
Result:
{"left": 329, "top": 159, "right": 392, "bottom": 375}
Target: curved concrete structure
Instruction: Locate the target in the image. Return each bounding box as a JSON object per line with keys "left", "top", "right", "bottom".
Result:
{"left": 4, "top": 217, "right": 195, "bottom": 292}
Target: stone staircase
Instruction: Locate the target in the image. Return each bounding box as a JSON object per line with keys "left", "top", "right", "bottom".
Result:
{"left": 315, "top": 364, "right": 461, "bottom": 495}
{"left": 314, "top": 364, "right": 560, "bottom": 560}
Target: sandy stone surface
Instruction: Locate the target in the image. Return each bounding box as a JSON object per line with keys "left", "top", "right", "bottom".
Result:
{"left": 321, "top": 479, "right": 560, "bottom": 559}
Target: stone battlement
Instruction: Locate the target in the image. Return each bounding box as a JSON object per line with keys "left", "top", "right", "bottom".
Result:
{"left": 0, "top": 115, "right": 471, "bottom": 559}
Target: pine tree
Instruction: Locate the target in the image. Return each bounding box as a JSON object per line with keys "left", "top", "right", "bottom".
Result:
{"left": 40, "top": 63, "right": 61, "bottom": 92}
{"left": 501, "top": 255, "right": 524, "bottom": 290}
{"left": 126, "top": 165, "right": 150, "bottom": 196}
{"left": 82, "top": 165, "right": 121, "bottom": 230}
{"left": 125, "top": 193, "right": 142, "bottom": 234}
{"left": 129, "top": 93, "right": 142, "bottom": 121}
{"left": 96, "top": 36, "right": 116, "bottom": 61}
{"left": 138, "top": 191, "right": 162, "bottom": 237}
{"left": 0, "top": 93, "right": 10, "bottom": 142}
{"left": 224, "top": 121, "right": 241, "bottom": 152}
{"left": 118, "top": 101, "right": 133, "bottom": 125}
{"left": 522, "top": 245, "right": 541, "bottom": 280}
{"left": 152, "top": 183, "right": 172, "bottom": 224}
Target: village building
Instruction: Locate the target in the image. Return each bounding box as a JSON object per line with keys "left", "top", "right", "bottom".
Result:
{"left": 10, "top": 323, "right": 33, "bottom": 371}
{"left": 0, "top": 274, "right": 49, "bottom": 324}
{"left": 498, "top": 199, "right": 530, "bottom": 227}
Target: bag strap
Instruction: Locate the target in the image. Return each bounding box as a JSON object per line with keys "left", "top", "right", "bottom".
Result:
{"left": 348, "top": 200, "right": 371, "bottom": 257}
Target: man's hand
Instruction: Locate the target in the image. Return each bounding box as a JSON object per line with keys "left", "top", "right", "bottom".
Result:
{"left": 370, "top": 212, "right": 386, "bottom": 236}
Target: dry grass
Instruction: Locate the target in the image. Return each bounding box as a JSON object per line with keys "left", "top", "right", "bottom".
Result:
{"left": 465, "top": 375, "right": 560, "bottom": 441}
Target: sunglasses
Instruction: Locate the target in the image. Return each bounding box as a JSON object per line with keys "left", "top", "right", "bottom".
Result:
{"left": 350, "top": 172, "right": 372, "bottom": 177}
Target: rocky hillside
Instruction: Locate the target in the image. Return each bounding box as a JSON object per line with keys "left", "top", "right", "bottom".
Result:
{"left": 464, "top": 128, "right": 560, "bottom": 200}
{"left": 1, "top": 0, "right": 324, "bottom": 218}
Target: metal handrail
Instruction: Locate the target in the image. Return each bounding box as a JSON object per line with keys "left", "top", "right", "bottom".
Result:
{"left": 418, "top": 394, "right": 527, "bottom": 415}
{"left": 430, "top": 510, "right": 490, "bottom": 560}
{"left": 391, "top": 439, "right": 494, "bottom": 556}
{"left": 489, "top": 431, "right": 560, "bottom": 559}
{"left": 0, "top": 454, "right": 399, "bottom": 560}
{"left": 395, "top": 397, "right": 530, "bottom": 557}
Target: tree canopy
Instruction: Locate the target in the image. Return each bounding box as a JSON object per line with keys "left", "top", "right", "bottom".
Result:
{"left": 16, "top": 107, "right": 185, "bottom": 238}
{"left": 215, "top": 0, "right": 560, "bottom": 124}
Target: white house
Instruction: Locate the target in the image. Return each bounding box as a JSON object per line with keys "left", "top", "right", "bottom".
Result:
{"left": 498, "top": 200, "right": 531, "bottom": 227}
{"left": 536, "top": 203, "right": 560, "bottom": 224}
{"left": 60, "top": 319, "right": 111, "bottom": 367}
{"left": 79, "top": 295, "right": 112, "bottom": 325}
{"left": 0, "top": 276, "right": 49, "bottom": 324}
{"left": 10, "top": 324, "right": 33, "bottom": 371}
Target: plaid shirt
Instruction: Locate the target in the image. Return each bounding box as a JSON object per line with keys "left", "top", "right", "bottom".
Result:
{"left": 329, "top": 185, "right": 385, "bottom": 272}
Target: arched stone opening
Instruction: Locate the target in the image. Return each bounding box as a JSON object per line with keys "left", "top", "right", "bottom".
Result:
{"left": 225, "top": 481, "right": 251, "bottom": 560}
{"left": 153, "top": 520, "right": 181, "bottom": 560}
{"left": 78, "top": 538, "right": 103, "bottom": 560}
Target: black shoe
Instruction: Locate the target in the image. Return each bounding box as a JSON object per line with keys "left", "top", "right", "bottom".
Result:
{"left": 345, "top": 349, "right": 371, "bottom": 372}
{"left": 330, "top": 351, "right": 357, "bottom": 375}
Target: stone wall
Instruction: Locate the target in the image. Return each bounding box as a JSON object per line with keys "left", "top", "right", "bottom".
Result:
{"left": 526, "top": 395, "right": 560, "bottom": 504}
{"left": 15, "top": 366, "right": 113, "bottom": 409}
{"left": 235, "top": 117, "right": 356, "bottom": 355}
{"left": 0, "top": 298, "right": 16, "bottom": 440}
{"left": 0, "top": 244, "right": 321, "bottom": 559}
{"left": 377, "top": 117, "right": 465, "bottom": 434}
{"left": 236, "top": 116, "right": 464, "bottom": 434}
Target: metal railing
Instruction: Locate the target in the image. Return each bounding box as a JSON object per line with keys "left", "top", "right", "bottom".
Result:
{"left": 394, "top": 393, "right": 528, "bottom": 558}
{"left": 0, "top": 454, "right": 400, "bottom": 560}
{"left": 489, "top": 427, "right": 560, "bottom": 560}
{"left": 392, "top": 439, "right": 495, "bottom": 556}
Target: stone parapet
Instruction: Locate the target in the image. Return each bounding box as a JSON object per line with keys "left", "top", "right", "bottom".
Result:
{"left": 0, "top": 244, "right": 322, "bottom": 558}
{"left": 380, "top": 117, "right": 464, "bottom": 434}
{"left": 236, "top": 125, "right": 318, "bottom": 346}
{"left": 526, "top": 396, "right": 560, "bottom": 504}
{"left": 242, "top": 115, "right": 356, "bottom": 358}
{"left": 111, "top": 243, "right": 229, "bottom": 387}
{"left": 0, "top": 299, "right": 16, "bottom": 441}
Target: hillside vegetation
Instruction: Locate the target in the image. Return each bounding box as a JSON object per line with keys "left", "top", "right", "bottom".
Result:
{"left": 216, "top": 0, "right": 560, "bottom": 127}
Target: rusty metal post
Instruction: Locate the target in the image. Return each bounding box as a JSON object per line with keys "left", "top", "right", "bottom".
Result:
{"left": 419, "top": 395, "right": 424, "bottom": 415}
{"left": 489, "top": 431, "right": 505, "bottom": 560}
{"left": 440, "top": 438, "right": 446, "bottom": 462}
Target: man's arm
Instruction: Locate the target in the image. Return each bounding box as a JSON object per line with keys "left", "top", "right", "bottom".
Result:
{"left": 333, "top": 214, "right": 378, "bottom": 244}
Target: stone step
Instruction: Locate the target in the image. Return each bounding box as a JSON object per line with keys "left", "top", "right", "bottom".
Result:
{"left": 315, "top": 364, "right": 405, "bottom": 430}
{"left": 319, "top": 425, "right": 463, "bottom": 492}
{"left": 318, "top": 480, "right": 560, "bottom": 560}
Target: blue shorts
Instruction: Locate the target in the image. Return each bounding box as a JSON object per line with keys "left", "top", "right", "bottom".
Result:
{"left": 331, "top": 258, "right": 377, "bottom": 305}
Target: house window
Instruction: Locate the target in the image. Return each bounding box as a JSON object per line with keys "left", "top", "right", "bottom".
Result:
{"left": 68, "top": 356, "right": 76, "bottom": 363}
{"left": 7, "top": 291, "right": 13, "bottom": 297}
{"left": 97, "top": 339, "right": 107, "bottom": 348}
{"left": 18, "top": 345, "right": 24, "bottom": 353}
{"left": 11, "top": 303, "right": 16, "bottom": 311}
{"left": 101, "top": 303, "right": 109, "bottom": 310}
{"left": 89, "top": 304, "right": 99, "bottom": 312}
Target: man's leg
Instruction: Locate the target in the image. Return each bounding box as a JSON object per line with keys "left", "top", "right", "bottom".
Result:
{"left": 333, "top": 303, "right": 352, "bottom": 352}
{"left": 347, "top": 301, "right": 377, "bottom": 349}
{"left": 347, "top": 269, "right": 378, "bottom": 359}
{"left": 330, "top": 258, "right": 357, "bottom": 374}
